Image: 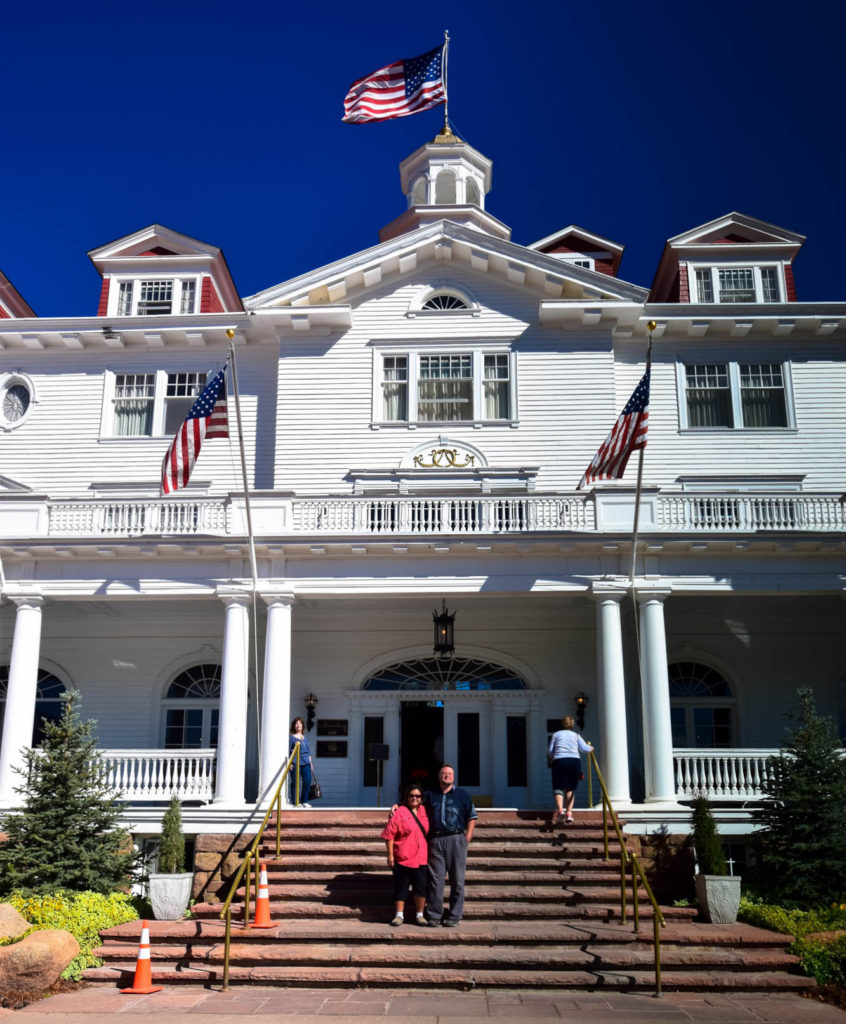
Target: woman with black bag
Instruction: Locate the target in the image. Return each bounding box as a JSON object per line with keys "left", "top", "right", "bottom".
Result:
{"left": 380, "top": 784, "right": 430, "bottom": 926}
{"left": 288, "top": 717, "right": 313, "bottom": 808}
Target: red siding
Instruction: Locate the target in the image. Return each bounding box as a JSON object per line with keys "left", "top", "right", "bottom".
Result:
{"left": 678, "top": 264, "right": 689, "bottom": 302}
{"left": 97, "top": 278, "right": 110, "bottom": 317}
{"left": 139, "top": 246, "right": 177, "bottom": 256}
{"left": 593, "top": 258, "right": 615, "bottom": 277}
{"left": 0, "top": 304, "right": 10, "bottom": 319}
{"left": 201, "top": 276, "right": 224, "bottom": 313}
{"left": 784, "top": 263, "right": 797, "bottom": 301}
{"left": 712, "top": 234, "right": 748, "bottom": 244}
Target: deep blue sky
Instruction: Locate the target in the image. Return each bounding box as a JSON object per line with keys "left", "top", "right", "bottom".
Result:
{"left": 4, "top": 0, "right": 845, "bottom": 316}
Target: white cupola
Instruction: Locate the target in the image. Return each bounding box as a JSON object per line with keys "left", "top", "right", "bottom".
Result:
{"left": 379, "top": 128, "right": 511, "bottom": 242}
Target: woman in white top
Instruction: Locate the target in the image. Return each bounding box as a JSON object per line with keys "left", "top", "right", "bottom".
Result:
{"left": 548, "top": 715, "right": 593, "bottom": 825}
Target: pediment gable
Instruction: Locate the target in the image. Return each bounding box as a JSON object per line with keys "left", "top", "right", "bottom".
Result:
{"left": 667, "top": 212, "right": 805, "bottom": 249}
{"left": 88, "top": 224, "right": 222, "bottom": 263}
{"left": 245, "top": 221, "right": 648, "bottom": 312}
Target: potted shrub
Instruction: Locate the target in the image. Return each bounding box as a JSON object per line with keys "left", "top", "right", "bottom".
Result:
{"left": 149, "top": 797, "right": 193, "bottom": 920}
{"left": 691, "top": 796, "right": 741, "bottom": 924}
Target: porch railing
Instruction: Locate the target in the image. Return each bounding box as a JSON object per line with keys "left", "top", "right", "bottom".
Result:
{"left": 39, "top": 490, "right": 846, "bottom": 539}
{"left": 291, "top": 495, "right": 594, "bottom": 534}
{"left": 48, "top": 500, "right": 229, "bottom": 536}
{"left": 673, "top": 748, "right": 777, "bottom": 801}
{"left": 656, "top": 493, "right": 846, "bottom": 532}
{"left": 97, "top": 749, "right": 216, "bottom": 802}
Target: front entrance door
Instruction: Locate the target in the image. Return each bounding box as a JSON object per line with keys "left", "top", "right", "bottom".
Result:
{"left": 400, "top": 700, "right": 443, "bottom": 793}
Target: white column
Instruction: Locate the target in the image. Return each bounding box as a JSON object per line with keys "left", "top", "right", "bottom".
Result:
{"left": 259, "top": 592, "right": 294, "bottom": 800}
{"left": 0, "top": 596, "right": 44, "bottom": 803}
{"left": 214, "top": 591, "right": 251, "bottom": 805}
{"left": 637, "top": 588, "right": 677, "bottom": 803}
{"left": 592, "top": 586, "right": 631, "bottom": 804}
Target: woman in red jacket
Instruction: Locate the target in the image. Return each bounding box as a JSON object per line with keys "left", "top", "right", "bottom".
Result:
{"left": 380, "top": 784, "right": 430, "bottom": 926}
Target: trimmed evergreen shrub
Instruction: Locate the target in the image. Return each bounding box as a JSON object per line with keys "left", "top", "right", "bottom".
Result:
{"left": 738, "top": 897, "right": 846, "bottom": 986}
{"left": 691, "top": 795, "right": 727, "bottom": 875}
{"left": 751, "top": 687, "right": 846, "bottom": 905}
{"left": 157, "top": 797, "right": 186, "bottom": 874}
{"left": 6, "top": 889, "right": 138, "bottom": 980}
{"left": 0, "top": 690, "right": 136, "bottom": 895}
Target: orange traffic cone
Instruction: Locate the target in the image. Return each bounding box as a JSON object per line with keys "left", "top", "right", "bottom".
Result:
{"left": 121, "top": 920, "right": 163, "bottom": 994}
{"left": 249, "top": 861, "right": 274, "bottom": 929}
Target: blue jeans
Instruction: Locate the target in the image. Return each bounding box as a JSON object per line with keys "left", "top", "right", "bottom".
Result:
{"left": 290, "top": 762, "right": 312, "bottom": 805}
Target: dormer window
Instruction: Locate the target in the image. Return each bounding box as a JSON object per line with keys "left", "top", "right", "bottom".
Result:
{"left": 693, "top": 266, "right": 782, "bottom": 304}
{"left": 113, "top": 278, "right": 198, "bottom": 317}
{"left": 422, "top": 293, "right": 469, "bottom": 311}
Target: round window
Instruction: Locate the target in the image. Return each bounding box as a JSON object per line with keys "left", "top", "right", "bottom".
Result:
{"left": 1, "top": 376, "right": 34, "bottom": 429}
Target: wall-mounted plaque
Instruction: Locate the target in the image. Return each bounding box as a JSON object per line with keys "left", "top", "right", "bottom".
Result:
{"left": 316, "top": 740, "right": 348, "bottom": 758}
{"left": 317, "top": 719, "right": 348, "bottom": 737}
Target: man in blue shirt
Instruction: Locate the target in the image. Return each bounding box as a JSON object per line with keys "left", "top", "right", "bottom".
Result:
{"left": 424, "top": 764, "right": 477, "bottom": 927}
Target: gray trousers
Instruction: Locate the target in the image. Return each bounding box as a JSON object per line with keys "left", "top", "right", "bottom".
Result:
{"left": 426, "top": 833, "right": 468, "bottom": 922}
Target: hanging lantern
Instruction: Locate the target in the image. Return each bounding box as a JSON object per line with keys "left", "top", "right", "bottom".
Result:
{"left": 433, "top": 599, "right": 456, "bottom": 657}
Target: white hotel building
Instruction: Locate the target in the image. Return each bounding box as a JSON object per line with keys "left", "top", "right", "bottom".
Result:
{"left": 1, "top": 130, "right": 845, "bottom": 838}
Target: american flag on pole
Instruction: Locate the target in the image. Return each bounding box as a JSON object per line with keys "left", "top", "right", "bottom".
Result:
{"left": 342, "top": 44, "right": 445, "bottom": 123}
{"left": 161, "top": 365, "right": 229, "bottom": 495}
{"left": 577, "top": 370, "right": 650, "bottom": 490}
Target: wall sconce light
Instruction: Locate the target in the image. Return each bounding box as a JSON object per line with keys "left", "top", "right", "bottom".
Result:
{"left": 433, "top": 599, "right": 456, "bottom": 657}
{"left": 304, "top": 693, "right": 319, "bottom": 731}
{"left": 574, "top": 692, "right": 588, "bottom": 730}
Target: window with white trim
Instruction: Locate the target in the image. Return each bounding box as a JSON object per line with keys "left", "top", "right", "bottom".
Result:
{"left": 1, "top": 373, "right": 35, "bottom": 430}
{"left": 107, "top": 370, "right": 207, "bottom": 436}
{"left": 378, "top": 349, "right": 515, "bottom": 424}
{"left": 162, "top": 663, "right": 220, "bottom": 749}
{"left": 669, "top": 662, "right": 735, "bottom": 748}
{"left": 680, "top": 362, "right": 792, "bottom": 429}
{"left": 111, "top": 277, "right": 198, "bottom": 317}
{"left": 693, "top": 265, "right": 782, "bottom": 304}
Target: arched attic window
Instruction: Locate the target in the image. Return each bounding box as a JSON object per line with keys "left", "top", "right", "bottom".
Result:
{"left": 435, "top": 169, "right": 457, "bottom": 204}
{"left": 162, "top": 663, "right": 221, "bottom": 749}
{"left": 364, "top": 656, "right": 527, "bottom": 691}
{"left": 0, "top": 667, "right": 67, "bottom": 745}
{"left": 465, "top": 178, "right": 481, "bottom": 206}
{"left": 669, "top": 661, "right": 735, "bottom": 748}
{"left": 421, "top": 293, "right": 469, "bottom": 311}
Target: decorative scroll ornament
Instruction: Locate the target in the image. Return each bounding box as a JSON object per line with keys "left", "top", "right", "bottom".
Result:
{"left": 413, "top": 447, "right": 476, "bottom": 469}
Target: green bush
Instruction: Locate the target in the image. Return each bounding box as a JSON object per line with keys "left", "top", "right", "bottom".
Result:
{"left": 7, "top": 889, "right": 139, "bottom": 980}
{"left": 691, "top": 796, "right": 727, "bottom": 875}
{"left": 738, "top": 897, "right": 846, "bottom": 986}
{"left": 751, "top": 687, "right": 846, "bottom": 905}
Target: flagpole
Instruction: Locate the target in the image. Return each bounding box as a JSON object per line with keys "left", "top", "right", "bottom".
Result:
{"left": 629, "top": 322, "right": 655, "bottom": 586}
{"left": 225, "top": 328, "right": 263, "bottom": 770}
{"left": 442, "top": 29, "right": 450, "bottom": 132}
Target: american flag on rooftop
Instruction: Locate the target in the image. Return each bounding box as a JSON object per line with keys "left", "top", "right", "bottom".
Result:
{"left": 161, "top": 365, "right": 229, "bottom": 495}
{"left": 577, "top": 369, "right": 650, "bottom": 490}
{"left": 342, "top": 44, "right": 446, "bottom": 124}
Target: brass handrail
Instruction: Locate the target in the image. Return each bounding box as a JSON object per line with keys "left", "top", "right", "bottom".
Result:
{"left": 586, "top": 749, "right": 666, "bottom": 997}
{"left": 219, "top": 743, "right": 301, "bottom": 990}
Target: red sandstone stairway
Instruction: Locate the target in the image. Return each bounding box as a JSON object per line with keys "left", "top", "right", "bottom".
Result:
{"left": 86, "top": 810, "right": 813, "bottom": 991}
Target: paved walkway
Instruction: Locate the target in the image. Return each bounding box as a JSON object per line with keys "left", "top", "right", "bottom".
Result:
{"left": 3, "top": 986, "right": 846, "bottom": 1023}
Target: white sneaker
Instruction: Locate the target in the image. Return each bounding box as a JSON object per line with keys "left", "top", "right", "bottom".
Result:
{"left": 301, "top": 803, "right": 312, "bottom": 809}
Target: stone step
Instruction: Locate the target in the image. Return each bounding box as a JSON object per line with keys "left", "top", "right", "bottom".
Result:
{"left": 82, "top": 961, "right": 815, "bottom": 992}
{"left": 191, "top": 900, "right": 696, "bottom": 922}
{"left": 225, "top": 882, "right": 654, "bottom": 902}
{"left": 251, "top": 868, "right": 630, "bottom": 884}
{"left": 91, "top": 940, "right": 802, "bottom": 972}
{"left": 97, "top": 918, "right": 787, "bottom": 947}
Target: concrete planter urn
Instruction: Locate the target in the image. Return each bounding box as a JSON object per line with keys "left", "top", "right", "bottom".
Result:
{"left": 149, "top": 872, "right": 194, "bottom": 920}
{"left": 695, "top": 873, "right": 742, "bottom": 924}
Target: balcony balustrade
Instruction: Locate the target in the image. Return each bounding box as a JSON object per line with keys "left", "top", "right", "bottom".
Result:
{"left": 97, "top": 748, "right": 216, "bottom": 803}
{"left": 31, "top": 490, "right": 846, "bottom": 540}
{"left": 673, "top": 747, "right": 777, "bottom": 801}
